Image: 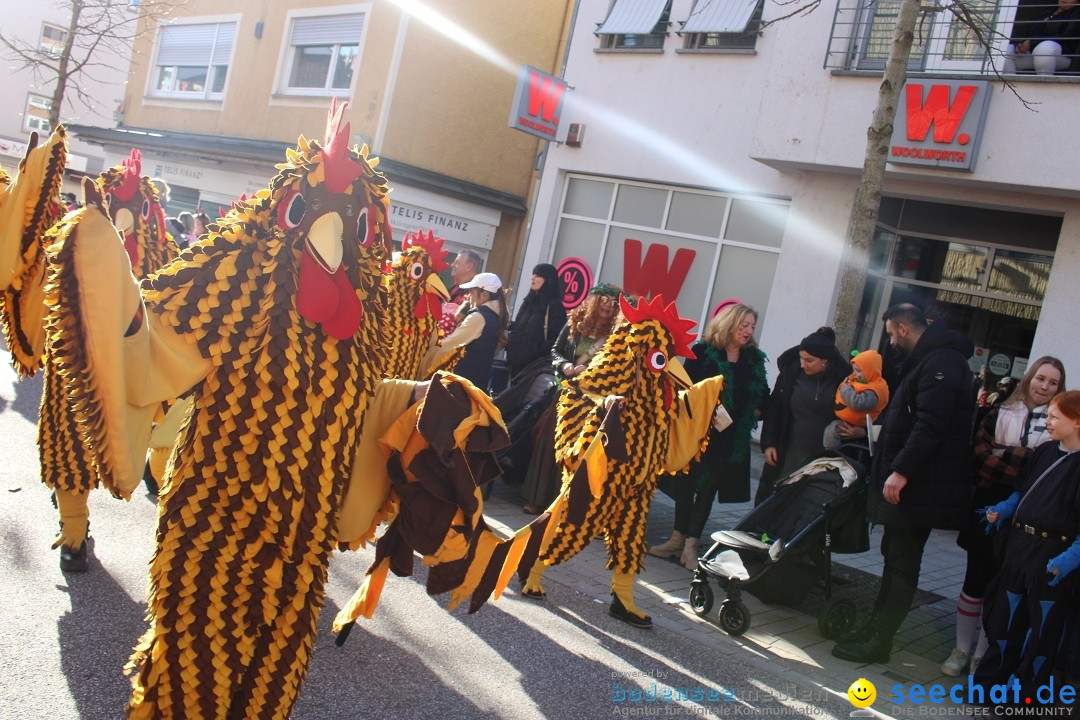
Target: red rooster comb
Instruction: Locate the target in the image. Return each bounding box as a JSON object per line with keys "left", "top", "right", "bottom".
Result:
{"left": 619, "top": 294, "right": 698, "bottom": 359}
{"left": 321, "top": 97, "right": 364, "bottom": 194}
{"left": 112, "top": 148, "right": 142, "bottom": 201}
{"left": 402, "top": 229, "right": 449, "bottom": 273}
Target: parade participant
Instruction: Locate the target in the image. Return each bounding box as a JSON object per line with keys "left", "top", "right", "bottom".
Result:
{"left": 383, "top": 229, "right": 451, "bottom": 380}
{"left": 509, "top": 295, "right": 726, "bottom": 629}
{"left": 425, "top": 271, "right": 508, "bottom": 391}
{"left": 974, "top": 390, "right": 1080, "bottom": 703}
{"left": 505, "top": 263, "right": 566, "bottom": 378}
{"left": 35, "top": 101, "right": 505, "bottom": 719}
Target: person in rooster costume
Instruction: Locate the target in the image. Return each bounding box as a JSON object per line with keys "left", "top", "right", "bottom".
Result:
{"left": 32, "top": 100, "right": 506, "bottom": 719}
{"left": 382, "top": 229, "right": 452, "bottom": 380}
{"left": 412, "top": 294, "right": 727, "bottom": 629}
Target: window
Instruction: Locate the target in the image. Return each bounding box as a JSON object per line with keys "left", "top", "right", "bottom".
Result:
{"left": 40, "top": 23, "right": 67, "bottom": 56}
{"left": 681, "top": 0, "right": 764, "bottom": 50}
{"left": 152, "top": 21, "right": 236, "bottom": 100}
{"left": 25, "top": 94, "right": 52, "bottom": 133}
{"left": 597, "top": 0, "right": 672, "bottom": 50}
{"left": 281, "top": 12, "right": 365, "bottom": 95}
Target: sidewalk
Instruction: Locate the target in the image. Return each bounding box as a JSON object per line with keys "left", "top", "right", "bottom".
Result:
{"left": 482, "top": 448, "right": 967, "bottom": 717}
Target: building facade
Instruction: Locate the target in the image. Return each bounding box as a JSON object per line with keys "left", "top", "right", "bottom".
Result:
{"left": 0, "top": 0, "right": 135, "bottom": 187}
{"left": 518, "top": 0, "right": 1079, "bottom": 384}
{"left": 72, "top": 0, "right": 574, "bottom": 285}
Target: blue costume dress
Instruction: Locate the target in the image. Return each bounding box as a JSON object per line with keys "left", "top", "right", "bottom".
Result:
{"left": 973, "top": 442, "right": 1080, "bottom": 702}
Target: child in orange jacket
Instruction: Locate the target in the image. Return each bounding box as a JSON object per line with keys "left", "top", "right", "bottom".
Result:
{"left": 823, "top": 350, "right": 889, "bottom": 449}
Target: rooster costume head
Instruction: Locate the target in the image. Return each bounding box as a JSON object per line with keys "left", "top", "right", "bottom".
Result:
{"left": 96, "top": 149, "right": 171, "bottom": 277}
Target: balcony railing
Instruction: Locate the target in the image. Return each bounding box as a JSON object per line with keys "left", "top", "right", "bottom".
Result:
{"left": 825, "top": 0, "right": 1080, "bottom": 76}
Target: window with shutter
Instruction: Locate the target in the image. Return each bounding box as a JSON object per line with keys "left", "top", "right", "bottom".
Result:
{"left": 281, "top": 13, "right": 365, "bottom": 96}
{"left": 151, "top": 20, "right": 237, "bottom": 100}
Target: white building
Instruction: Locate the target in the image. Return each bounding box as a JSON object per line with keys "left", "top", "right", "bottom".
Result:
{"left": 519, "top": 0, "right": 1079, "bottom": 382}
{"left": 0, "top": 1, "right": 136, "bottom": 185}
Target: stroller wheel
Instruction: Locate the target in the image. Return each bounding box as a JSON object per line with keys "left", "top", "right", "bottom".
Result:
{"left": 817, "top": 597, "right": 857, "bottom": 639}
{"left": 718, "top": 600, "right": 751, "bottom": 636}
{"left": 688, "top": 581, "right": 714, "bottom": 616}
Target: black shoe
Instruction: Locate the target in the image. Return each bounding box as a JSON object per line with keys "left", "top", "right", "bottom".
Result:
{"left": 59, "top": 542, "right": 89, "bottom": 573}
{"left": 832, "top": 635, "right": 892, "bottom": 664}
{"left": 609, "top": 594, "right": 652, "bottom": 629}
{"left": 142, "top": 460, "right": 159, "bottom": 496}
{"left": 838, "top": 612, "right": 879, "bottom": 643}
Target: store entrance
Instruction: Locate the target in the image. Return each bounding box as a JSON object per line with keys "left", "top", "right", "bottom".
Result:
{"left": 852, "top": 197, "right": 1059, "bottom": 388}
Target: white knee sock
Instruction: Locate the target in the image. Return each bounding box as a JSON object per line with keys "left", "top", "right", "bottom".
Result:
{"left": 956, "top": 592, "right": 982, "bottom": 653}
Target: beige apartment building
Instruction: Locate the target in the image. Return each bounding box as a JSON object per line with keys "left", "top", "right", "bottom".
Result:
{"left": 71, "top": 0, "right": 574, "bottom": 283}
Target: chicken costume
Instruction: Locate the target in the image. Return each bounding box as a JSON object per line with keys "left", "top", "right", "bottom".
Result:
{"left": 421, "top": 295, "right": 725, "bottom": 628}
{"left": 35, "top": 101, "right": 506, "bottom": 719}
{"left": 382, "top": 229, "right": 451, "bottom": 379}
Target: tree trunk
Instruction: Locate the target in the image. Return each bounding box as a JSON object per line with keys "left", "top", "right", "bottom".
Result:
{"left": 49, "top": 0, "right": 84, "bottom": 130}
{"left": 832, "top": 0, "right": 920, "bottom": 353}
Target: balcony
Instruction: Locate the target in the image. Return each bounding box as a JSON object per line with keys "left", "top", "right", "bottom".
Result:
{"left": 824, "top": 0, "right": 1080, "bottom": 77}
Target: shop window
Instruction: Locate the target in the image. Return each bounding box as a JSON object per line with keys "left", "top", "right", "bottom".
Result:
{"left": 563, "top": 177, "right": 614, "bottom": 219}
{"left": 24, "top": 94, "right": 52, "bottom": 133}
{"left": 151, "top": 20, "right": 236, "bottom": 100}
{"left": 597, "top": 0, "right": 671, "bottom": 50}
{"left": 280, "top": 11, "right": 366, "bottom": 96}
{"left": 708, "top": 244, "right": 779, "bottom": 324}
{"left": 612, "top": 185, "right": 667, "bottom": 228}
{"left": 724, "top": 198, "right": 789, "bottom": 248}
{"left": 680, "top": 0, "right": 764, "bottom": 51}
{"left": 40, "top": 23, "right": 67, "bottom": 56}
{"left": 666, "top": 192, "right": 727, "bottom": 237}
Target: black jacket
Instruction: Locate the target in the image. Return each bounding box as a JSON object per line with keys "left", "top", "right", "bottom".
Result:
{"left": 758, "top": 343, "right": 849, "bottom": 485}
{"left": 506, "top": 291, "right": 566, "bottom": 376}
{"left": 867, "top": 322, "right": 975, "bottom": 530}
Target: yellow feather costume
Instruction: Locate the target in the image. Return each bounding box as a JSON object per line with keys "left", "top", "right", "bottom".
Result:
{"left": 382, "top": 229, "right": 451, "bottom": 379}
{"left": 454, "top": 295, "right": 725, "bottom": 626}
{"left": 38, "top": 101, "right": 507, "bottom": 719}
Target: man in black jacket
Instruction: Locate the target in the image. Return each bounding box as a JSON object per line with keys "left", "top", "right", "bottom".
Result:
{"left": 833, "top": 304, "right": 974, "bottom": 663}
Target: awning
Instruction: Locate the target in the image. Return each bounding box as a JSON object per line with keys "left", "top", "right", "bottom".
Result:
{"left": 596, "top": 0, "right": 670, "bottom": 34}
{"left": 681, "top": 0, "right": 759, "bottom": 33}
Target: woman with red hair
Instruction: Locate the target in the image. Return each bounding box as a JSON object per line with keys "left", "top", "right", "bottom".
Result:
{"left": 974, "top": 389, "right": 1080, "bottom": 705}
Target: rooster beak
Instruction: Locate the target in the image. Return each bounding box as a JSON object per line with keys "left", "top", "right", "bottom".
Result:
{"left": 665, "top": 357, "right": 692, "bottom": 390}
{"left": 425, "top": 272, "right": 450, "bottom": 301}
{"left": 306, "top": 211, "right": 344, "bottom": 273}
{"left": 114, "top": 207, "right": 134, "bottom": 234}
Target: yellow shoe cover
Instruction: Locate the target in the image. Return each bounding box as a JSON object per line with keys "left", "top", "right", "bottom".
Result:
{"left": 522, "top": 562, "right": 547, "bottom": 597}
{"left": 611, "top": 570, "right": 648, "bottom": 620}
{"left": 51, "top": 487, "right": 89, "bottom": 549}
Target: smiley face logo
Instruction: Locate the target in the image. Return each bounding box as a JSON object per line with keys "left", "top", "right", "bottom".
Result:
{"left": 847, "top": 678, "right": 876, "bottom": 708}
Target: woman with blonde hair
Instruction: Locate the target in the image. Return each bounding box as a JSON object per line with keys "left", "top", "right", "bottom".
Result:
{"left": 649, "top": 300, "right": 769, "bottom": 569}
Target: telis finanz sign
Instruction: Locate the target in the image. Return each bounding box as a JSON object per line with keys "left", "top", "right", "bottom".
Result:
{"left": 889, "top": 80, "right": 991, "bottom": 172}
{"left": 508, "top": 65, "right": 568, "bottom": 141}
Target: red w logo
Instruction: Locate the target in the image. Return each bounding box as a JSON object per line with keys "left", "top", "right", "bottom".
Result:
{"left": 527, "top": 70, "right": 565, "bottom": 124}
{"left": 905, "top": 84, "right": 976, "bottom": 144}
{"left": 622, "top": 239, "right": 695, "bottom": 301}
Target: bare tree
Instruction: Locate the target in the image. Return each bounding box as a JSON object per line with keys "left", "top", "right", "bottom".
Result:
{"left": 0, "top": 0, "right": 176, "bottom": 130}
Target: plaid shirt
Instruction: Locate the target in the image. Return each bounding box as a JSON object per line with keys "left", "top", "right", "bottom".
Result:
{"left": 971, "top": 405, "right": 1046, "bottom": 489}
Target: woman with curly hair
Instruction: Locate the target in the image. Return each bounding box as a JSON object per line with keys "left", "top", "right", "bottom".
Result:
{"left": 649, "top": 300, "right": 769, "bottom": 569}
{"left": 520, "top": 283, "right": 622, "bottom": 514}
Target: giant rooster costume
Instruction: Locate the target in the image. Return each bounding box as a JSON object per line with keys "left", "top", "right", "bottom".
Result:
{"left": 31, "top": 101, "right": 506, "bottom": 719}
{"left": 508, "top": 295, "right": 724, "bottom": 627}
{"left": 382, "top": 229, "right": 450, "bottom": 379}
{"left": 100, "top": 149, "right": 178, "bottom": 278}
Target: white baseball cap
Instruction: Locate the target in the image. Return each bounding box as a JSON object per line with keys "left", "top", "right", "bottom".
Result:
{"left": 459, "top": 272, "right": 502, "bottom": 294}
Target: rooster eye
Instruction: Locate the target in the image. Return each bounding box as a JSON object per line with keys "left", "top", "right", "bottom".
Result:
{"left": 277, "top": 190, "right": 307, "bottom": 230}
{"left": 357, "top": 206, "right": 373, "bottom": 247}
{"left": 409, "top": 262, "right": 424, "bottom": 281}
{"left": 103, "top": 192, "right": 113, "bottom": 207}
{"left": 141, "top": 199, "right": 150, "bottom": 219}
{"left": 648, "top": 350, "right": 667, "bottom": 373}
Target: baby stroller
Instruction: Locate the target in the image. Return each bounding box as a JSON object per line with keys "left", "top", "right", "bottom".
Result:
{"left": 688, "top": 448, "right": 869, "bottom": 638}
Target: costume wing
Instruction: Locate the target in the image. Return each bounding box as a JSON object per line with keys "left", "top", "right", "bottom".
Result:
{"left": 0, "top": 128, "right": 67, "bottom": 376}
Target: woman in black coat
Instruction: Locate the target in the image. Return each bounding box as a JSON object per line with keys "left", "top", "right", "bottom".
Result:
{"left": 757, "top": 327, "right": 849, "bottom": 504}
{"left": 506, "top": 264, "right": 566, "bottom": 377}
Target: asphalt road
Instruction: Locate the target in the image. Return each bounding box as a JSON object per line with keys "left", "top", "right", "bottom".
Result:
{"left": 0, "top": 353, "right": 852, "bottom": 719}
